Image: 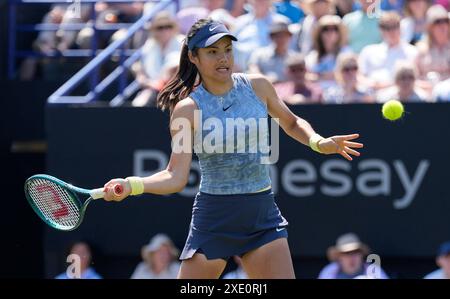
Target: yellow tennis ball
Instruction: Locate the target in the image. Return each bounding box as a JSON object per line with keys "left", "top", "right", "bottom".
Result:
{"left": 382, "top": 100, "right": 404, "bottom": 121}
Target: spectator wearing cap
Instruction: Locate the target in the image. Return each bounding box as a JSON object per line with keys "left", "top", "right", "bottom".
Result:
{"left": 232, "top": 0, "right": 291, "bottom": 71}
{"left": 377, "top": 62, "right": 430, "bottom": 102}
{"left": 274, "top": 53, "right": 323, "bottom": 104}
{"left": 359, "top": 11, "right": 418, "bottom": 90}
{"left": 130, "top": 234, "right": 181, "bottom": 279}
{"left": 343, "top": 0, "right": 382, "bottom": 53}
{"left": 432, "top": 77, "right": 450, "bottom": 101}
{"left": 297, "top": 0, "right": 335, "bottom": 55}
{"left": 424, "top": 241, "right": 450, "bottom": 279}
{"left": 248, "top": 18, "right": 296, "bottom": 83}
{"left": 415, "top": 5, "right": 450, "bottom": 87}
{"left": 323, "top": 53, "right": 374, "bottom": 103}
{"left": 318, "top": 233, "right": 389, "bottom": 279}
{"left": 306, "top": 15, "right": 351, "bottom": 88}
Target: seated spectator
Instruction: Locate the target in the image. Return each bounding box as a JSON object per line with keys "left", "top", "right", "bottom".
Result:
{"left": 248, "top": 18, "right": 295, "bottom": 83}
{"left": 131, "top": 234, "right": 181, "bottom": 279}
{"left": 359, "top": 11, "right": 418, "bottom": 90}
{"left": 274, "top": 53, "right": 323, "bottom": 104}
{"left": 55, "top": 241, "right": 102, "bottom": 279}
{"left": 415, "top": 5, "right": 450, "bottom": 88}
{"left": 306, "top": 15, "right": 351, "bottom": 87}
{"left": 131, "top": 12, "right": 183, "bottom": 107}
{"left": 424, "top": 241, "right": 450, "bottom": 279}
{"left": 232, "top": 0, "right": 291, "bottom": 71}
{"left": 222, "top": 256, "right": 248, "bottom": 279}
{"left": 377, "top": 63, "right": 430, "bottom": 102}
{"left": 318, "top": 233, "right": 389, "bottom": 279}
{"left": 400, "top": 0, "right": 430, "bottom": 45}
{"left": 297, "top": 0, "right": 335, "bottom": 55}
{"left": 432, "top": 78, "right": 450, "bottom": 101}
{"left": 343, "top": 0, "right": 382, "bottom": 53}
{"left": 132, "top": 52, "right": 179, "bottom": 107}
{"left": 323, "top": 53, "right": 374, "bottom": 103}
{"left": 175, "top": 0, "right": 226, "bottom": 35}
{"left": 334, "top": 0, "right": 357, "bottom": 18}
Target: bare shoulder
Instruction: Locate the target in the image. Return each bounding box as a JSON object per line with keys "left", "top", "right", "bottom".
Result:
{"left": 246, "top": 73, "right": 276, "bottom": 104}
{"left": 172, "top": 97, "right": 197, "bottom": 118}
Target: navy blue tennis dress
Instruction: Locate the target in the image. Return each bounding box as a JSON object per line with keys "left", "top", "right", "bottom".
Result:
{"left": 180, "top": 73, "right": 288, "bottom": 261}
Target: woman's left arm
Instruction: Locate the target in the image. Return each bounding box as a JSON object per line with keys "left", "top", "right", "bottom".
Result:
{"left": 250, "top": 74, "right": 363, "bottom": 161}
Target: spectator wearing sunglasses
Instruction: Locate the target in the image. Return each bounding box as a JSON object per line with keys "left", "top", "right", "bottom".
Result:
{"left": 274, "top": 53, "right": 323, "bottom": 104}
{"left": 415, "top": 5, "right": 450, "bottom": 88}
{"left": 306, "top": 15, "right": 351, "bottom": 89}
{"left": 323, "top": 53, "right": 374, "bottom": 104}
{"left": 131, "top": 11, "right": 184, "bottom": 106}
{"left": 377, "top": 62, "right": 430, "bottom": 102}
{"left": 358, "top": 11, "right": 418, "bottom": 90}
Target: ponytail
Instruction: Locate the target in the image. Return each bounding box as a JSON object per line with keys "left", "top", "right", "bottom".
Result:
{"left": 157, "top": 18, "right": 214, "bottom": 113}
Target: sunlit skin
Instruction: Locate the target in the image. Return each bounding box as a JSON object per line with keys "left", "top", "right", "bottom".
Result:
{"left": 145, "top": 244, "right": 173, "bottom": 275}
{"left": 381, "top": 23, "right": 401, "bottom": 47}
{"left": 337, "top": 250, "right": 364, "bottom": 275}
{"left": 437, "top": 254, "right": 450, "bottom": 278}
{"left": 188, "top": 37, "right": 235, "bottom": 95}
{"left": 430, "top": 20, "right": 449, "bottom": 47}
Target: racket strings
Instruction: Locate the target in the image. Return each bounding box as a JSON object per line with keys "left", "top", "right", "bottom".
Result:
{"left": 27, "top": 178, "right": 81, "bottom": 228}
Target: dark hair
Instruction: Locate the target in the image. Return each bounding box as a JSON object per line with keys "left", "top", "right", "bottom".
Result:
{"left": 157, "top": 18, "right": 214, "bottom": 112}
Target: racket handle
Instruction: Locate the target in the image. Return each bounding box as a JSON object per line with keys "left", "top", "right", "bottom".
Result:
{"left": 113, "top": 184, "right": 123, "bottom": 196}
{"left": 90, "top": 184, "right": 123, "bottom": 199}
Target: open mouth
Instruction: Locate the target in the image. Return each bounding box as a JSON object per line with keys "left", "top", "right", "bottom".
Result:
{"left": 216, "top": 66, "right": 230, "bottom": 73}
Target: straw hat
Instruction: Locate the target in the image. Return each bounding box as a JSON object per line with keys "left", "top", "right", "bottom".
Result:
{"left": 141, "top": 233, "right": 180, "bottom": 261}
{"left": 327, "top": 233, "right": 370, "bottom": 261}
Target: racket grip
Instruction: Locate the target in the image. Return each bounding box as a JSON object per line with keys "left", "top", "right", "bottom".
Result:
{"left": 113, "top": 184, "right": 123, "bottom": 196}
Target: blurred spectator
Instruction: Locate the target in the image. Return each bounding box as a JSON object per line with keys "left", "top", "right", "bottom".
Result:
{"left": 55, "top": 241, "right": 102, "bottom": 279}
{"left": 380, "top": 0, "right": 405, "bottom": 14}
{"left": 232, "top": 0, "right": 291, "bottom": 71}
{"left": 132, "top": 52, "right": 179, "bottom": 107}
{"left": 323, "top": 53, "right": 374, "bottom": 103}
{"left": 343, "top": 0, "right": 382, "bottom": 53}
{"left": 432, "top": 78, "right": 450, "bottom": 101}
{"left": 377, "top": 63, "right": 430, "bottom": 102}
{"left": 131, "top": 234, "right": 180, "bottom": 279}
{"left": 222, "top": 256, "right": 248, "bottom": 279}
{"left": 174, "top": 0, "right": 226, "bottom": 35}
{"left": 297, "top": 0, "right": 335, "bottom": 55}
{"left": 248, "top": 18, "right": 295, "bottom": 82}
{"left": 318, "top": 233, "right": 389, "bottom": 279}
{"left": 274, "top": 53, "right": 323, "bottom": 104}
{"left": 359, "top": 11, "right": 418, "bottom": 89}
{"left": 401, "top": 0, "right": 430, "bottom": 45}
{"left": 273, "top": 0, "right": 305, "bottom": 23}
{"left": 225, "top": 0, "right": 247, "bottom": 17}
{"left": 209, "top": 8, "right": 236, "bottom": 30}
{"left": 131, "top": 12, "right": 183, "bottom": 107}
{"left": 306, "top": 15, "right": 351, "bottom": 87}
{"left": 424, "top": 241, "right": 450, "bottom": 279}
{"left": 334, "top": 0, "right": 358, "bottom": 18}
{"left": 415, "top": 5, "right": 450, "bottom": 88}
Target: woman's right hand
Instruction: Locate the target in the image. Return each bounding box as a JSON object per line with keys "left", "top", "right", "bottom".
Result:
{"left": 103, "top": 178, "right": 131, "bottom": 202}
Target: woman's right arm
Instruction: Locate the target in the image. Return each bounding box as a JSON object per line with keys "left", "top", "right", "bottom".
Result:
{"left": 103, "top": 98, "right": 196, "bottom": 201}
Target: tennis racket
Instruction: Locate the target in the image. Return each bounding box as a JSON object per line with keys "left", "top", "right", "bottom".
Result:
{"left": 24, "top": 174, "right": 123, "bottom": 231}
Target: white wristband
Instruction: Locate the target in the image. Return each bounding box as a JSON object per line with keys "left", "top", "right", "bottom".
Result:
{"left": 309, "top": 133, "right": 324, "bottom": 153}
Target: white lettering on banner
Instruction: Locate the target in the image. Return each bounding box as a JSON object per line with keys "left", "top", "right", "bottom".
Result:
{"left": 320, "top": 160, "right": 352, "bottom": 197}
{"left": 133, "top": 150, "right": 430, "bottom": 209}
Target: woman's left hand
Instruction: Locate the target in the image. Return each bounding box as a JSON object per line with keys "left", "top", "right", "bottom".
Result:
{"left": 318, "top": 133, "right": 364, "bottom": 161}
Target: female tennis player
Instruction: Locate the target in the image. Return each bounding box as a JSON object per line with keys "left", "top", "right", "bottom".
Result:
{"left": 102, "top": 19, "right": 363, "bottom": 279}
